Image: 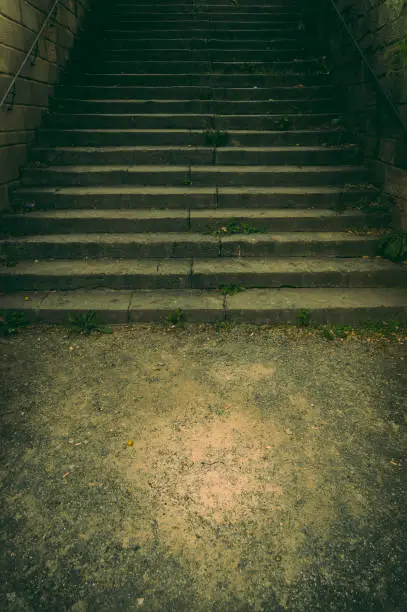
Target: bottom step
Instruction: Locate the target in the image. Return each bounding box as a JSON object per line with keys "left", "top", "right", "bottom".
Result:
{"left": 1, "top": 289, "right": 407, "bottom": 325}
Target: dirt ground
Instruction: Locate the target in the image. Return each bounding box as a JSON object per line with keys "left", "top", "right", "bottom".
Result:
{"left": 0, "top": 323, "right": 406, "bottom": 612}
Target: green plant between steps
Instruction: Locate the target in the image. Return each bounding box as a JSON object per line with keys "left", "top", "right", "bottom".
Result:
{"left": 204, "top": 130, "right": 229, "bottom": 147}
{"left": 0, "top": 312, "right": 29, "bottom": 337}
{"left": 67, "top": 311, "right": 113, "bottom": 335}
{"left": 296, "top": 309, "right": 311, "bottom": 327}
{"left": 377, "top": 231, "right": 407, "bottom": 262}
{"left": 217, "top": 284, "right": 246, "bottom": 296}
{"left": 212, "top": 220, "right": 261, "bottom": 237}
{"left": 167, "top": 308, "right": 186, "bottom": 326}
{"left": 385, "top": 36, "right": 407, "bottom": 76}
{"left": 336, "top": 187, "right": 394, "bottom": 215}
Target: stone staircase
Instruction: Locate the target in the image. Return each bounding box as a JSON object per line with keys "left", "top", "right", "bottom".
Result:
{"left": 1, "top": 0, "right": 406, "bottom": 325}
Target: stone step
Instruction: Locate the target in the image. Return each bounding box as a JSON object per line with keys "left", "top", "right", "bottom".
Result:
{"left": 38, "top": 128, "right": 347, "bottom": 148}
{"left": 110, "top": 1, "right": 300, "bottom": 6}
{"left": 103, "top": 26, "right": 302, "bottom": 35}
{"left": 104, "top": 4, "right": 299, "bottom": 11}
{"left": 71, "top": 73, "right": 330, "bottom": 87}
{"left": 74, "top": 60, "right": 320, "bottom": 75}
{"left": 103, "top": 9, "right": 299, "bottom": 17}
{"left": 1, "top": 288, "right": 406, "bottom": 325}
{"left": 101, "top": 16, "right": 300, "bottom": 25}
{"left": 1, "top": 209, "right": 380, "bottom": 236}
{"left": 51, "top": 99, "right": 338, "bottom": 115}
{"left": 21, "top": 164, "right": 367, "bottom": 188}
{"left": 55, "top": 85, "right": 335, "bottom": 101}
{"left": 1, "top": 257, "right": 404, "bottom": 292}
{"left": 45, "top": 113, "right": 340, "bottom": 130}
{"left": 0, "top": 232, "right": 379, "bottom": 260}
{"left": 32, "top": 145, "right": 360, "bottom": 167}
{"left": 13, "top": 186, "right": 369, "bottom": 210}
{"left": 77, "top": 50, "right": 308, "bottom": 62}
{"left": 97, "top": 38, "right": 305, "bottom": 50}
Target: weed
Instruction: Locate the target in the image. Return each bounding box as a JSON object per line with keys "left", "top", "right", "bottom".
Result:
{"left": 385, "top": 36, "right": 407, "bottom": 76}
{"left": 0, "top": 312, "right": 29, "bottom": 337}
{"left": 273, "top": 115, "right": 290, "bottom": 130}
{"left": 167, "top": 308, "right": 186, "bottom": 326}
{"left": 204, "top": 130, "right": 229, "bottom": 147}
{"left": 214, "top": 320, "right": 236, "bottom": 331}
{"left": 217, "top": 284, "right": 245, "bottom": 296}
{"left": 320, "top": 327, "right": 335, "bottom": 340}
{"left": 296, "top": 309, "right": 311, "bottom": 327}
{"left": 212, "top": 220, "right": 261, "bottom": 236}
{"left": 11, "top": 199, "right": 36, "bottom": 213}
{"left": 238, "top": 62, "right": 257, "bottom": 74}
{"left": 377, "top": 231, "right": 407, "bottom": 262}
{"left": 357, "top": 194, "right": 393, "bottom": 215}
{"left": 318, "top": 55, "right": 331, "bottom": 75}
{"left": 67, "top": 311, "right": 113, "bottom": 335}
{"left": 0, "top": 255, "right": 17, "bottom": 267}
{"left": 312, "top": 319, "right": 407, "bottom": 342}
{"left": 209, "top": 404, "right": 227, "bottom": 416}
{"left": 336, "top": 187, "right": 392, "bottom": 215}
{"left": 331, "top": 325, "right": 353, "bottom": 338}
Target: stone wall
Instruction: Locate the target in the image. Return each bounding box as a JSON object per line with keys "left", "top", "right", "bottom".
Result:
{"left": 337, "top": 0, "right": 407, "bottom": 229}
{"left": 0, "top": 0, "right": 90, "bottom": 211}
{"left": 307, "top": 0, "right": 407, "bottom": 227}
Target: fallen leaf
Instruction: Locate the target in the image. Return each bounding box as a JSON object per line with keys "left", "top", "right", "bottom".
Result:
{"left": 127, "top": 440, "right": 134, "bottom": 447}
{"left": 69, "top": 346, "right": 74, "bottom": 351}
{"left": 137, "top": 598, "right": 144, "bottom": 608}
{"left": 24, "top": 296, "right": 31, "bottom": 301}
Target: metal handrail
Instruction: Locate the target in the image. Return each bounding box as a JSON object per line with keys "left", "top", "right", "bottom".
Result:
{"left": 0, "top": 0, "right": 62, "bottom": 110}
{"left": 326, "top": 0, "right": 407, "bottom": 136}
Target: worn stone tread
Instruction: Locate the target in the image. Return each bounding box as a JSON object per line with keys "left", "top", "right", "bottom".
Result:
{"left": 1, "top": 289, "right": 406, "bottom": 325}
{"left": 0, "top": 231, "right": 377, "bottom": 245}
{"left": 23, "top": 164, "right": 366, "bottom": 173}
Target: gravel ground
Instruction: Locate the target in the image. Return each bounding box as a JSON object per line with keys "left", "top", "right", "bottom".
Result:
{"left": 0, "top": 323, "right": 406, "bottom": 612}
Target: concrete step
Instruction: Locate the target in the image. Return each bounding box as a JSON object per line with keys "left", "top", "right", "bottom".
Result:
{"left": 1, "top": 257, "right": 404, "bottom": 292}
{"left": 109, "top": 1, "right": 300, "bottom": 6}
{"left": 73, "top": 60, "right": 320, "bottom": 76}
{"left": 71, "top": 73, "right": 329, "bottom": 87}
{"left": 21, "top": 164, "right": 367, "bottom": 188}
{"left": 38, "top": 128, "right": 348, "bottom": 148}
{"left": 55, "top": 85, "right": 335, "bottom": 101}
{"left": 98, "top": 38, "right": 305, "bottom": 50}
{"left": 32, "top": 145, "right": 361, "bottom": 167}
{"left": 77, "top": 49, "right": 308, "bottom": 62}
{"left": 104, "top": 4, "right": 299, "bottom": 11}
{"left": 1, "top": 288, "right": 406, "bottom": 325}
{"left": 46, "top": 113, "right": 340, "bottom": 130}
{"left": 102, "top": 26, "right": 302, "bottom": 36}
{"left": 1, "top": 209, "right": 381, "bottom": 236}
{"left": 0, "top": 232, "right": 379, "bottom": 260}
{"left": 104, "top": 12, "right": 300, "bottom": 21}
{"left": 13, "top": 186, "right": 369, "bottom": 210}
{"left": 101, "top": 17, "right": 300, "bottom": 27}
{"left": 51, "top": 99, "right": 338, "bottom": 115}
